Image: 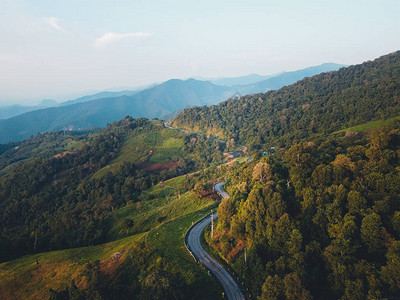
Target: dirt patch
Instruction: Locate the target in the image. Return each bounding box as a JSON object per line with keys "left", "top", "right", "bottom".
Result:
{"left": 227, "top": 240, "right": 246, "bottom": 261}
{"left": 200, "top": 191, "right": 220, "bottom": 199}
{"left": 100, "top": 251, "right": 125, "bottom": 277}
{"left": 137, "top": 161, "right": 179, "bottom": 172}
{"left": 54, "top": 150, "right": 79, "bottom": 158}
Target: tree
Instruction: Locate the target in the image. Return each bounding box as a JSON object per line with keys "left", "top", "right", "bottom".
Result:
{"left": 392, "top": 211, "right": 400, "bottom": 237}
{"left": 121, "top": 218, "right": 134, "bottom": 235}
{"left": 141, "top": 269, "right": 186, "bottom": 300}
{"left": 253, "top": 162, "right": 272, "bottom": 182}
{"left": 261, "top": 275, "right": 283, "bottom": 300}
{"left": 361, "top": 213, "right": 383, "bottom": 254}
{"left": 347, "top": 190, "right": 366, "bottom": 215}
{"left": 381, "top": 241, "right": 400, "bottom": 292}
{"left": 283, "top": 273, "right": 312, "bottom": 300}
{"left": 342, "top": 279, "right": 365, "bottom": 300}
{"left": 217, "top": 197, "right": 235, "bottom": 229}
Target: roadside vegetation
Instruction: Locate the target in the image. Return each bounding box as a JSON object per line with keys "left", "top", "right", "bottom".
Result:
{"left": 0, "top": 171, "right": 222, "bottom": 299}
{"left": 206, "top": 121, "right": 400, "bottom": 299}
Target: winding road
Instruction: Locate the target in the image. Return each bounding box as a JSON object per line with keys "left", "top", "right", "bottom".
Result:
{"left": 185, "top": 183, "right": 245, "bottom": 300}
{"left": 214, "top": 182, "right": 230, "bottom": 199}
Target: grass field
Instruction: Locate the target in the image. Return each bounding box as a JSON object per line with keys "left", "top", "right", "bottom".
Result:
{"left": 333, "top": 115, "right": 400, "bottom": 134}
{"left": 115, "top": 124, "right": 185, "bottom": 165}
{"left": 108, "top": 175, "right": 217, "bottom": 241}
{"left": 92, "top": 122, "right": 186, "bottom": 179}
{"left": 0, "top": 233, "right": 145, "bottom": 299}
{"left": 149, "top": 137, "right": 183, "bottom": 163}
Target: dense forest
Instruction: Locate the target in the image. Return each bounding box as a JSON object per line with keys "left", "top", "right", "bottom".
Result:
{"left": 208, "top": 121, "right": 400, "bottom": 299}
{"left": 171, "top": 51, "right": 400, "bottom": 149}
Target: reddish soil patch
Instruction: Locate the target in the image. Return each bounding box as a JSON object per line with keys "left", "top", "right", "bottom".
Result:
{"left": 137, "top": 161, "right": 179, "bottom": 172}
{"left": 100, "top": 251, "right": 125, "bottom": 277}
{"left": 201, "top": 191, "right": 220, "bottom": 199}
{"left": 54, "top": 150, "right": 79, "bottom": 158}
{"left": 227, "top": 240, "right": 246, "bottom": 261}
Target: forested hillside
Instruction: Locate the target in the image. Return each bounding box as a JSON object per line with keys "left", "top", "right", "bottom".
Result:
{"left": 208, "top": 121, "right": 400, "bottom": 299}
{"left": 0, "top": 118, "right": 225, "bottom": 262}
{"left": 171, "top": 51, "right": 400, "bottom": 148}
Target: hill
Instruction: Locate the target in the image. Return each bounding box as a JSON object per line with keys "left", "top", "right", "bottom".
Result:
{"left": 0, "top": 116, "right": 230, "bottom": 298}
{"left": 0, "top": 79, "right": 233, "bottom": 144}
{"left": 2, "top": 48, "right": 400, "bottom": 299}
{"left": 204, "top": 120, "right": 400, "bottom": 299}
{"left": 0, "top": 174, "right": 222, "bottom": 299}
{"left": 170, "top": 52, "right": 400, "bottom": 147}
{"left": 236, "top": 63, "right": 345, "bottom": 94}
{"left": 0, "top": 99, "right": 58, "bottom": 120}
{"left": 211, "top": 73, "right": 277, "bottom": 86}
{"left": 0, "top": 118, "right": 226, "bottom": 261}
{"left": 60, "top": 91, "right": 137, "bottom": 106}
{"left": 0, "top": 63, "right": 345, "bottom": 144}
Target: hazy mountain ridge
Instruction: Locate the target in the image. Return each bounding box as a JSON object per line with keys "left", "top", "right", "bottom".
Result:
{"left": 235, "top": 63, "right": 345, "bottom": 94}
{"left": 0, "top": 99, "right": 58, "bottom": 120}
{"left": 0, "top": 63, "right": 343, "bottom": 144}
{"left": 171, "top": 52, "right": 400, "bottom": 146}
{"left": 0, "top": 79, "right": 231, "bottom": 143}
{"left": 210, "top": 73, "right": 278, "bottom": 86}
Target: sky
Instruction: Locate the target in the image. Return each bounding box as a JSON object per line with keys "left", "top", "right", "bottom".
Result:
{"left": 1, "top": 0, "right": 400, "bottom": 105}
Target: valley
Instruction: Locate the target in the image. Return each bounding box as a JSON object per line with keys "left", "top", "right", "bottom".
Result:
{"left": 1, "top": 51, "right": 400, "bottom": 299}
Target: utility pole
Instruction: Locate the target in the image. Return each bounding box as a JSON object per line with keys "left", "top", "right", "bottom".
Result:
{"left": 211, "top": 209, "right": 214, "bottom": 238}
{"left": 244, "top": 247, "right": 247, "bottom": 263}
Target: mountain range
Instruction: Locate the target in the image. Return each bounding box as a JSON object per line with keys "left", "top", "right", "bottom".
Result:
{"left": 170, "top": 51, "right": 400, "bottom": 146}
{"left": 0, "top": 63, "right": 344, "bottom": 144}
{"left": 0, "top": 99, "right": 58, "bottom": 120}
{"left": 1, "top": 50, "right": 400, "bottom": 300}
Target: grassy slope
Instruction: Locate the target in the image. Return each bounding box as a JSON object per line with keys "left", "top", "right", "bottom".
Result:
{"left": 0, "top": 175, "right": 223, "bottom": 299}
{"left": 333, "top": 115, "right": 400, "bottom": 134}
{"left": 91, "top": 122, "right": 185, "bottom": 179}
{"left": 0, "top": 233, "right": 144, "bottom": 300}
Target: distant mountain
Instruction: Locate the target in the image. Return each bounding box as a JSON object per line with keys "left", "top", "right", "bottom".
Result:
{"left": 0, "top": 63, "right": 345, "bottom": 143}
{"left": 0, "top": 79, "right": 232, "bottom": 143}
{"left": 59, "top": 86, "right": 156, "bottom": 106}
{"left": 211, "top": 73, "right": 278, "bottom": 86}
{"left": 0, "top": 88, "right": 153, "bottom": 120}
{"left": 236, "top": 63, "right": 345, "bottom": 94}
{"left": 0, "top": 99, "right": 58, "bottom": 120}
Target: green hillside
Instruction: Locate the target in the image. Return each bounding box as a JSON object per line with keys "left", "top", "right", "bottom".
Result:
{"left": 3, "top": 50, "right": 400, "bottom": 300}
{"left": 333, "top": 115, "right": 400, "bottom": 134}
{"left": 0, "top": 174, "right": 222, "bottom": 299}
{"left": 171, "top": 51, "right": 400, "bottom": 148}
{"left": 0, "top": 118, "right": 225, "bottom": 263}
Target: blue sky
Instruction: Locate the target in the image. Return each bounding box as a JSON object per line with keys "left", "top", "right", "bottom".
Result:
{"left": 1, "top": 0, "right": 400, "bottom": 104}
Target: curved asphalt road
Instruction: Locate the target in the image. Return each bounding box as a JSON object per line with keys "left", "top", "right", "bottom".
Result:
{"left": 214, "top": 182, "right": 230, "bottom": 199}
{"left": 186, "top": 183, "right": 245, "bottom": 300}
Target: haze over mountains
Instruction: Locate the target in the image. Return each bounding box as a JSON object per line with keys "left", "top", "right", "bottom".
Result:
{"left": 0, "top": 63, "right": 344, "bottom": 144}
{"left": 171, "top": 51, "right": 400, "bottom": 146}
{"left": 2, "top": 50, "right": 400, "bottom": 299}
{"left": 0, "top": 99, "right": 58, "bottom": 120}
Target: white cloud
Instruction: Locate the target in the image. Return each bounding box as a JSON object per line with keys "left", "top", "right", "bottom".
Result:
{"left": 45, "top": 17, "right": 67, "bottom": 33}
{"left": 95, "top": 32, "right": 153, "bottom": 48}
